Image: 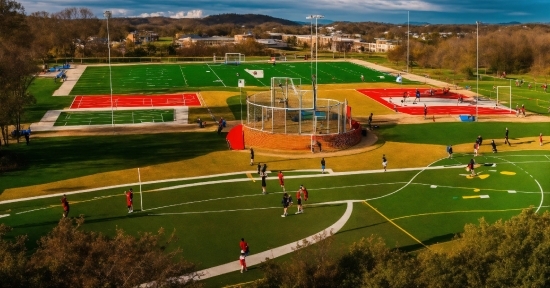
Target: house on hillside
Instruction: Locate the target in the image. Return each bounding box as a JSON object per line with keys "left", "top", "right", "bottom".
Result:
{"left": 126, "top": 31, "right": 159, "bottom": 45}
{"left": 175, "top": 34, "right": 235, "bottom": 47}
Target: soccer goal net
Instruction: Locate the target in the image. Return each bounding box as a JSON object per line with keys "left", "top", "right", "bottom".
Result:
{"left": 225, "top": 53, "right": 245, "bottom": 65}
{"left": 496, "top": 86, "right": 512, "bottom": 112}
{"left": 270, "top": 77, "right": 313, "bottom": 109}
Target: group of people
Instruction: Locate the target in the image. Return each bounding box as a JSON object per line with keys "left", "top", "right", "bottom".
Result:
{"left": 60, "top": 187, "right": 135, "bottom": 218}
{"left": 281, "top": 185, "right": 309, "bottom": 217}
{"left": 515, "top": 104, "right": 527, "bottom": 117}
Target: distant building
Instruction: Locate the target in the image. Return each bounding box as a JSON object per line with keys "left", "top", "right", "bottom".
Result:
{"left": 126, "top": 31, "right": 159, "bottom": 45}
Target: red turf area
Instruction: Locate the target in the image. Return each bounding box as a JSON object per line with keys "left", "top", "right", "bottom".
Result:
{"left": 70, "top": 93, "right": 201, "bottom": 109}
{"left": 357, "top": 88, "right": 512, "bottom": 115}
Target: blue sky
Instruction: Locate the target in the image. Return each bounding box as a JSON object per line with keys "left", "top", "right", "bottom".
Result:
{"left": 18, "top": 0, "right": 549, "bottom": 24}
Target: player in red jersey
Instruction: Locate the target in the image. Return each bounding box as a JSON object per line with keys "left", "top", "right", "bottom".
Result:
{"left": 61, "top": 194, "right": 70, "bottom": 218}
{"left": 125, "top": 188, "right": 134, "bottom": 213}
{"left": 278, "top": 171, "right": 285, "bottom": 192}
{"left": 300, "top": 185, "right": 308, "bottom": 201}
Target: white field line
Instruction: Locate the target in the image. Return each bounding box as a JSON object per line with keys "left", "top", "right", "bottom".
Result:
{"left": 206, "top": 64, "right": 226, "bottom": 87}
{"left": 493, "top": 156, "right": 545, "bottom": 212}
{"left": 179, "top": 66, "right": 188, "bottom": 86}
{"left": 0, "top": 165, "right": 482, "bottom": 205}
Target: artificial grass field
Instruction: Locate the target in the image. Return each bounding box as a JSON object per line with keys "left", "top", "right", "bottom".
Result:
{"left": 457, "top": 78, "right": 549, "bottom": 115}
{"left": 54, "top": 109, "right": 175, "bottom": 126}
{"left": 1, "top": 150, "right": 548, "bottom": 287}
{"left": 69, "top": 62, "right": 413, "bottom": 95}
{"left": 5, "top": 60, "right": 550, "bottom": 287}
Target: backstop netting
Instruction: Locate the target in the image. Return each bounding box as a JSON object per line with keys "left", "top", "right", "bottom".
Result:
{"left": 246, "top": 77, "right": 345, "bottom": 135}
{"left": 225, "top": 53, "right": 245, "bottom": 65}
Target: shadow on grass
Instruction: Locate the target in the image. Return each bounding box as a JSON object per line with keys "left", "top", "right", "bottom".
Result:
{"left": 0, "top": 132, "right": 228, "bottom": 196}
{"left": 399, "top": 233, "right": 457, "bottom": 252}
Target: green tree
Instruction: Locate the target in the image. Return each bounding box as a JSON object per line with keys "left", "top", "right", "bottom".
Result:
{"left": 28, "top": 217, "right": 201, "bottom": 288}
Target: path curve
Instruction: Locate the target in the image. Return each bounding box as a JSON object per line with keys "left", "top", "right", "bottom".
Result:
{"left": 141, "top": 200, "right": 354, "bottom": 286}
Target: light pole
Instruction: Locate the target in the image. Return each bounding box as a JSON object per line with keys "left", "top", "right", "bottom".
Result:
{"left": 407, "top": 11, "right": 409, "bottom": 73}
{"left": 104, "top": 11, "right": 114, "bottom": 128}
{"left": 306, "top": 14, "right": 323, "bottom": 111}
{"left": 476, "top": 21, "right": 479, "bottom": 121}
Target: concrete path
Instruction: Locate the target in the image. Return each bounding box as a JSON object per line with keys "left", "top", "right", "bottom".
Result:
{"left": 52, "top": 65, "right": 87, "bottom": 96}
{"left": 195, "top": 200, "right": 354, "bottom": 280}
{"left": 138, "top": 200, "right": 355, "bottom": 286}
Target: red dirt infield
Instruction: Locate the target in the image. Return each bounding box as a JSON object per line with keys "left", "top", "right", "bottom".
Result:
{"left": 70, "top": 93, "right": 201, "bottom": 109}
{"left": 357, "top": 88, "right": 513, "bottom": 115}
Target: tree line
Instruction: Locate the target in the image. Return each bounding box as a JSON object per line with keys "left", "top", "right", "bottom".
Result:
{"left": 0, "top": 217, "right": 201, "bottom": 288}
{"left": 252, "top": 209, "right": 550, "bottom": 288}
{"left": 3, "top": 208, "right": 550, "bottom": 287}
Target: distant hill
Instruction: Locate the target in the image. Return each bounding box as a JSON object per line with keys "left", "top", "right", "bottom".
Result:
{"left": 200, "top": 13, "right": 299, "bottom": 26}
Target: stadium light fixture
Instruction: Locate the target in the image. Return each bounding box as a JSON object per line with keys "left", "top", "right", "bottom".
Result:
{"left": 306, "top": 14, "right": 324, "bottom": 111}
{"left": 104, "top": 11, "right": 114, "bottom": 128}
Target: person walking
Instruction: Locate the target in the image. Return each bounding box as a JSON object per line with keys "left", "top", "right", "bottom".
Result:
{"left": 474, "top": 142, "right": 479, "bottom": 157}
{"left": 300, "top": 185, "right": 309, "bottom": 202}
{"left": 382, "top": 154, "right": 388, "bottom": 172}
{"left": 321, "top": 158, "right": 326, "bottom": 174}
{"left": 24, "top": 133, "right": 30, "bottom": 145}
{"left": 295, "top": 189, "right": 303, "bottom": 214}
{"left": 278, "top": 171, "right": 286, "bottom": 192}
{"left": 257, "top": 163, "right": 261, "bottom": 174}
{"left": 447, "top": 145, "right": 453, "bottom": 159}
{"left": 368, "top": 113, "right": 373, "bottom": 129}
{"left": 468, "top": 159, "right": 476, "bottom": 176}
{"left": 250, "top": 148, "right": 254, "bottom": 166}
{"left": 61, "top": 194, "right": 70, "bottom": 218}
{"left": 540, "top": 133, "right": 543, "bottom": 146}
{"left": 281, "top": 193, "right": 292, "bottom": 217}
{"left": 240, "top": 238, "right": 249, "bottom": 256}
{"left": 125, "top": 188, "right": 134, "bottom": 213}
{"left": 423, "top": 104, "right": 427, "bottom": 120}
{"left": 261, "top": 171, "right": 267, "bottom": 195}
{"left": 491, "top": 139, "right": 497, "bottom": 153}
{"left": 239, "top": 251, "right": 247, "bottom": 273}
{"left": 505, "top": 128, "right": 511, "bottom": 146}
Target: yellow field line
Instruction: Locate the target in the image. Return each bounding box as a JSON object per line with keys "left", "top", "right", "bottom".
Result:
{"left": 363, "top": 201, "right": 428, "bottom": 249}
{"left": 246, "top": 173, "right": 256, "bottom": 182}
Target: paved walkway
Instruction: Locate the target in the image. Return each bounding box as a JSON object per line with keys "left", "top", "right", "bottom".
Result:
{"left": 194, "top": 200, "right": 353, "bottom": 280}
{"left": 52, "top": 65, "right": 87, "bottom": 96}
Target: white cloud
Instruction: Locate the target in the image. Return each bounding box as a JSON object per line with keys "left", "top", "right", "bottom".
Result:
{"left": 138, "top": 12, "right": 166, "bottom": 17}
{"left": 168, "top": 10, "right": 204, "bottom": 19}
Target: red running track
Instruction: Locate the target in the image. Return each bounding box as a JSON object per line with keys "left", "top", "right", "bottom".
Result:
{"left": 70, "top": 93, "right": 201, "bottom": 109}
{"left": 357, "top": 88, "right": 513, "bottom": 115}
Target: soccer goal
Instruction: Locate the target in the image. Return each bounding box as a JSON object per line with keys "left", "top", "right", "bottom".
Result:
{"left": 270, "top": 77, "right": 311, "bottom": 109}
{"left": 496, "top": 86, "right": 512, "bottom": 112}
{"left": 225, "top": 53, "right": 245, "bottom": 65}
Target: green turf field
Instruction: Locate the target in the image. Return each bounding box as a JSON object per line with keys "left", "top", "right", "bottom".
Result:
{"left": 461, "top": 78, "right": 550, "bottom": 115}
{"left": 69, "top": 62, "right": 413, "bottom": 95}
{"left": 54, "top": 109, "right": 175, "bottom": 126}
{"left": 1, "top": 150, "right": 548, "bottom": 286}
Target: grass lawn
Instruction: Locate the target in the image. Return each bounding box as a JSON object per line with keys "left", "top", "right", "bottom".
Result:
{"left": 1, "top": 150, "right": 548, "bottom": 288}
{"left": 23, "top": 78, "right": 73, "bottom": 123}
